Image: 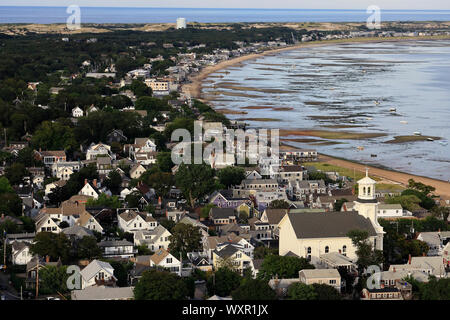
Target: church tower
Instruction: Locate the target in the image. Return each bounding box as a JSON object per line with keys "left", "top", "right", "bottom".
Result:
{"left": 353, "top": 169, "right": 384, "bottom": 250}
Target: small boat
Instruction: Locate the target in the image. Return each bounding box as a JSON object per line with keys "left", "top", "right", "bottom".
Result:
{"left": 374, "top": 101, "right": 380, "bottom": 105}
{"left": 426, "top": 138, "right": 434, "bottom": 141}
{"left": 366, "top": 117, "right": 373, "bottom": 120}
{"left": 413, "top": 132, "right": 422, "bottom": 136}
{"left": 389, "top": 108, "right": 397, "bottom": 112}
{"left": 439, "top": 141, "right": 448, "bottom": 146}
{"left": 400, "top": 120, "right": 408, "bottom": 124}
{"left": 371, "top": 154, "right": 377, "bottom": 157}
{"left": 357, "top": 146, "right": 364, "bottom": 151}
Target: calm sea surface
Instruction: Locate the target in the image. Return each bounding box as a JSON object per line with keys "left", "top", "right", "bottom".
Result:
{"left": 2, "top": 7, "right": 450, "bottom": 24}
{"left": 202, "top": 40, "right": 450, "bottom": 180}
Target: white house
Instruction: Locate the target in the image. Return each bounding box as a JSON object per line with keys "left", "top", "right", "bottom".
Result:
{"left": 72, "top": 106, "right": 84, "bottom": 118}
{"left": 11, "top": 242, "right": 33, "bottom": 265}
{"left": 99, "top": 240, "right": 135, "bottom": 259}
{"left": 86, "top": 143, "right": 113, "bottom": 160}
{"left": 77, "top": 211, "right": 103, "bottom": 233}
{"left": 150, "top": 248, "right": 182, "bottom": 276}
{"left": 35, "top": 213, "right": 61, "bottom": 234}
{"left": 129, "top": 164, "right": 146, "bottom": 180}
{"left": 377, "top": 204, "right": 408, "bottom": 218}
{"left": 134, "top": 225, "right": 171, "bottom": 252}
{"left": 79, "top": 180, "right": 100, "bottom": 199}
{"left": 80, "top": 260, "right": 117, "bottom": 289}
{"left": 56, "top": 167, "right": 74, "bottom": 181}
{"left": 117, "top": 210, "right": 157, "bottom": 233}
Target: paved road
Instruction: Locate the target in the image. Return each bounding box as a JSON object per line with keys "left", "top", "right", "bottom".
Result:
{"left": 0, "top": 272, "right": 21, "bottom": 300}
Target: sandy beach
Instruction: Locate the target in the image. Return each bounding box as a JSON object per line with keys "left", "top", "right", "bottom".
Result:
{"left": 183, "top": 35, "right": 450, "bottom": 199}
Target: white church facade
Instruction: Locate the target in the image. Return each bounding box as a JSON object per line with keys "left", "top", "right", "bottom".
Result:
{"left": 279, "top": 169, "right": 384, "bottom": 264}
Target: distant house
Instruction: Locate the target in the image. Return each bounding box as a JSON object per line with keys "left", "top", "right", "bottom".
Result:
{"left": 99, "top": 240, "right": 135, "bottom": 259}
{"left": 35, "top": 213, "right": 61, "bottom": 234}
{"left": 377, "top": 204, "right": 406, "bottom": 218}
{"left": 77, "top": 211, "right": 104, "bottom": 233}
{"left": 118, "top": 209, "right": 157, "bottom": 233}
{"left": 129, "top": 164, "right": 146, "bottom": 180}
{"left": 72, "top": 106, "right": 84, "bottom": 118}
{"left": 80, "top": 260, "right": 117, "bottom": 289}
{"left": 35, "top": 150, "right": 66, "bottom": 166}
{"left": 299, "top": 269, "right": 342, "bottom": 291}
{"left": 134, "top": 225, "right": 171, "bottom": 251}
{"left": 212, "top": 244, "right": 254, "bottom": 275}
{"left": 11, "top": 241, "right": 33, "bottom": 265}
{"left": 86, "top": 143, "right": 114, "bottom": 160}
{"left": 71, "top": 286, "right": 134, "bottom": 300}
{"left": 107, "top": 129, "right": 127, "bottom": 144}
{"left": 260, "top": 208, "right": 288, "bottom": 239}
{"left": 79, "top": 179, "right": 100, "bottom": 199}
{"left": 209, "top": 190, "right": 248, "bottom": 209}
{"left": 209, "top": 207, "right": 237, "bottom": 227}
{"left": 150, "top": 248, "right": 181, "bottom": 276}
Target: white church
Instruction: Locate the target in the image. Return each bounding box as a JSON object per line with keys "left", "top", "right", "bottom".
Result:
{"left": 279, "top": 169, "right": 384, "bottom": 264}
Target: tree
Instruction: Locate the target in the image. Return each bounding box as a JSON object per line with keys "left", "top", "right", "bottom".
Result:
{"left": 5, "top": 163, "right": 29, "bottom": 185}
{"left": 30, "top": 232, "right": 71, "bottom": 263}
{"left": 407, "top": 179, "right": 435, "bottom": 196}
{"left": 156, "top": 152, "right": 174, "bottom": 172}
{"left": 39, "top": 265, "right": 69, "bottom": 295}
{"left": 231, "top": 278, "right": 276, "bottom": 300}
{"left": 0, "top": 192, "right": 23, "bottom": 216}
{"left": 311, "top": 283, "right": 341, "bottom": 300}
{"left": 142, "top": 170, "right": 173, "bottom": 198}
{"left": 175, "top": 163, "right": 216, "bottom": 208}
{"left": 125, "top": 191, "right": 141, "bottom": 208}
{"left": 420, "top": 277, "right": 450, "bottom": 300}
{"left": 254, "top": 246, "right": 278, "bottom": 259}
{"left": 103, "top": 170, "right": 122, "bottom": 193}
{"left": 168, "top": 223, "right": 202, "bottom": 258}
{"left": 257, "top": 255, "right": 314, "bottom": 281}
{"left": 347, "top": 229, "right": 383, "bottom": 273}
{"left": 217, "top": 166, "right": 245, "bottom": 188}
{"left": 268, "top": 199, "right": 290, "bottom": 209}
{"left": 77, "top": 236, "right": 102, "bottom": 260}
{"left": 287, "top": 283, "right": 318, "bottom": 300}
{"left": 134, "top": 269, "right": 189, "bottom": 300}
{"left": 0, "top": 177, "right": 13, "bottom": 194}
{"left": 86, "top": 194, "right": 121, "bottom": 209}
{"left": 31, "top": 120, "right": 77, "bottom": 152}
{"left": 207, "top": 267, "right": 242, "bottom": 297}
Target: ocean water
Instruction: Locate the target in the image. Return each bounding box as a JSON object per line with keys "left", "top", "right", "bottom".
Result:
{"left": 2, "top": 7, "right": 450, "bottom": 24}
{"left": 202, "top": 40, "right": 450, "bottom": 180}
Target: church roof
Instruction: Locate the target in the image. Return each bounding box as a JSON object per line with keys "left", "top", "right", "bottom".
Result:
{"left": 285, "top": 211, "right": 377, "bottom": 239}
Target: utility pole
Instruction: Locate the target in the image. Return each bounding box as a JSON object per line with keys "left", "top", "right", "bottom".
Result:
{"left": 35, "top": 258, "right": 39, "bottom": 300}
{"left": 3, "top": 231, "right": 6, "bottom": 267}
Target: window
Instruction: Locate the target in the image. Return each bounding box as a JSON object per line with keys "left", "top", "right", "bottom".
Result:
{"left": 325, "top": 246, "right": 329, "bottom": 253}
{"left": 307, "top": 247, "right": 311, "bottom": 254}
{"left": 329, "top": 280, "right": 336, "bottom": 284}
{"left": 343, "top": 245, "right": 347, "bottom": 253}
{"left": 167, "top": 258, "right": 172, "bottom": 263}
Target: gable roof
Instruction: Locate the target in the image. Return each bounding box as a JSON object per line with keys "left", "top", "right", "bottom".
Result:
{"left": 150, "top": 248, "right": 170, "bottom": 265}
{"left": 285, "top": 211, "right": 377, "bottom": 239}
{"left": 263, "top": 209, "right": 289, "bottom": 225}
{"left": 80, "top": 259, "right": 115, "bottom": 282}
{"left": 210, "top": 207, "right": 236, "bottom": 219}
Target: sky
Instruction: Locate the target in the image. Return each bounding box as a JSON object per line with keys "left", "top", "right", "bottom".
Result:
{"left": 3, "top": 1, "right": 450, "bottom": 10}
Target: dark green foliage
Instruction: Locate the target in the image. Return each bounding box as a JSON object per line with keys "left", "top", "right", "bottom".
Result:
{"left": 231, "top": 278, "right": 277, "bottom": 300}
{"left": 257, "top": 255, "right": 315, "bottom": 281}
{"left": 134, "top": 269, "right": 189, "bottom": 300}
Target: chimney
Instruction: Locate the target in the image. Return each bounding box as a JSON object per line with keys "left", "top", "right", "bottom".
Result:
{"left": 158, "top": 196, "right": 162, "bottom": 206}
{"left": 408, "top": 254, "right": 412, "bottom": 264}
{"left": 423, "top": 252, "right": 426, "bottom": 257}
{"left": 93, "top": 179, "right": 97, "bottom": 188}
{"left": 45, "top": 255, "right": 50, "bottom": 263}
{"left": 84, "top": 179, "right": 88, "bottom": 186}
{"left": 393, "top": 267, "right": 396, "bottom": 273}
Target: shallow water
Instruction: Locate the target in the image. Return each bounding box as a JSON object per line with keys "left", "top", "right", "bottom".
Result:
{"left": 203, "top": 40, "right": 450, "bottom": 180}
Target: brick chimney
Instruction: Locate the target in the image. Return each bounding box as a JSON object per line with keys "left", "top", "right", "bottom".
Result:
{"left": 45, "top": 255, "right": 50, "bottom": 263}
{"left": 408, "top": 254, "right": 412, "bottom": 264}
{"left": 93, "top": 179, "right": 97, "bottom": 188}
{"left": 84, "top": 179, "right": 88, "bottom": 186}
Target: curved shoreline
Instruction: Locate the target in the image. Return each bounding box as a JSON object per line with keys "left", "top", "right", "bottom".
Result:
{"left": 182, "top": 36, "right": 450, "bottom": 198}
{"left": 182, "top": 35, "right": 450, "bottom": 99}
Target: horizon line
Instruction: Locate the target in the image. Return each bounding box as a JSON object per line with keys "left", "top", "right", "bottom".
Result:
{"left": 2, "top": 6, "right": 450, "bottom": 11}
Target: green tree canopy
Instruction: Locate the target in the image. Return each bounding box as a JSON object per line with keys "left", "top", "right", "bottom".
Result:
{"left": 231, "top": 278, "right": 277, "bottom": 300}
{"left": 134, "top": 269, "right": 189, "bottom": 300}
{"left": 30, "top": 232, "right": 71, "bottom": 263}
{"left": 175, "top": 163, "right": 216, "bottom": 208}
{"left": 207, "top": 267, "right": 242, "bottom": 297}
{"left": 168, "top": 223, "right": 202, "bottom": 259}
{"left": 257, "top": 255, "right": 314, "bottom": 281}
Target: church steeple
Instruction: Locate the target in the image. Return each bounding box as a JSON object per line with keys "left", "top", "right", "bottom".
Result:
{"left": 357, "top": 167, "right": 376, "bottom": 201}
